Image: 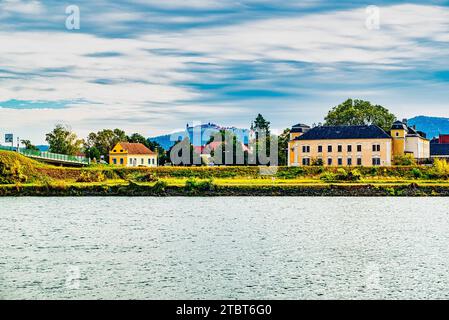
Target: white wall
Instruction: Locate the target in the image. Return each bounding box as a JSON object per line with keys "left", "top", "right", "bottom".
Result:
{"left": 127, "top": 155, "right": 158, "bottom": 167}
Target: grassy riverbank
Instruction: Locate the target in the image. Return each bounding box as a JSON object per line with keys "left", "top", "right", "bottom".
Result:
{"left": 2, "top": 150, "right": 449, "bottom": 196}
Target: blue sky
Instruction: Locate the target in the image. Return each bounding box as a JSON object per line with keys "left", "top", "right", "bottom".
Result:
{"left": 1, "top": 0, "right": 449, "bottom": 144}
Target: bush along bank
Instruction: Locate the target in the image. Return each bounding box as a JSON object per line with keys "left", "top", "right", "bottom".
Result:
{"left": 1, "top": 180, "right": 449, "bottom": 197}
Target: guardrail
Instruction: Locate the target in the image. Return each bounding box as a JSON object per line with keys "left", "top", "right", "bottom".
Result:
{"left": 0, "top": 145, "right": 90, "bottom": 165}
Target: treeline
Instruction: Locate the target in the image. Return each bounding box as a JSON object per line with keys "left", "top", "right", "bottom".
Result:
{"left": 22, "top": 99, "right": 399, "bottom": 166}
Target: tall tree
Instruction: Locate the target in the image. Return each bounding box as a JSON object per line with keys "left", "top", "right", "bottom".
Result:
{"left": 252, "top": 113, "right": 271, "bottom": 136}
{"left": 45, "top": 124, "right": 83, "bottom": 155}
{"left": 324, "top": 99, "right": 396, "bottom": 131}
{"left": 277, "top": 128, "right": 290, "bottom": 166}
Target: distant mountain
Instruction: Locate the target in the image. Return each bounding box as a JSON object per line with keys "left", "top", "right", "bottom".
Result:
{"left": 149, "top": 123, "right": 250, "bottom": 150}
{"left": 408, "top": 116, "right": 449, "bottom": 139}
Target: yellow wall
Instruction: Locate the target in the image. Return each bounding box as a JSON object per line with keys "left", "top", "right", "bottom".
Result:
{"left": 288, "top": 138, "right": 392, "bottom": 167}
{"left": 290, "top": 132, "right": 302, "bottom": 140}
{"left": 109, "top": 143, "right": 129, "bottom": 166}
{"left": 391, "top": 129, "right": 406, "bottom": 157}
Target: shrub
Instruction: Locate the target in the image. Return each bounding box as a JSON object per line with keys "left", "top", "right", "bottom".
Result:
{"left": 334, "top": 168, "right": 348, "bottom": 180}
{"left": 0, "top": 151, "right": 37, "bottom": 184}
{"left": 276, "top": 167, "right": 305, "bottom": 179}
{"left": 185, "top": 178, "right": 215, "bottom": 192}
{"left": 320, "top": 168, "right": 361, "bottom": 182}
{"left": 393, "top": 154, "right": 416, "bottom": 166}
{"left": 0, "top": 159, "right": 28, "bottom": 184}
{"left": 411, "top": 168, "right": 423, "bottom": 179}
{"left": 432, "top": 158, "right": 449, "bottom": 178}
{"left": 76, "top": 170, "right": 105, "bottom": 182}
{"left": 347, "top": 169, "right": 362, "bottom": 181}
{"left": 152, "top": 180, "right": 168, "bottom": 193}
{"left": 135, "top": 173, "right": 158, "bottom": 182}
{"left": 320, "top": 172, "right": 337, "bottom": 182}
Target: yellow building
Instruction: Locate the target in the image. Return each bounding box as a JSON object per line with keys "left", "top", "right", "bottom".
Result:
{"left": 109, "top": 142, "right": 158, "bottom": 167}
{"left": 288, "top": 120, "right": 430, "bottom": 167}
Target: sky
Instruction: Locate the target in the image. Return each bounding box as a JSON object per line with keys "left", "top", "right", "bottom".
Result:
{"left": 1, "top": 0, "right": 449, "bottom": 144}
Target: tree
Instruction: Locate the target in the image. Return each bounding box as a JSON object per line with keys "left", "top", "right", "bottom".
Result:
{"left": 85, "top": 128, "right": 128, "bottom": 161}
{"left": 277, "top": 128, "right": 290, "bottom": 166}
{"left": 85, "top": 146, "right": 101, "bottom": 161}
{"left": 252, "top": 113, "right": 271, "bottom": 136}
{"left": 20, "top": 139, "right": 39, "bottom": 151}
{"left": 128, "top": 133, "right": 148, "bottom": 146}
{"left": 324, "top": 99, "right": 396, "bottom": 131}
{"left": 45, "top": 124, "right": 83, "bottom": 155}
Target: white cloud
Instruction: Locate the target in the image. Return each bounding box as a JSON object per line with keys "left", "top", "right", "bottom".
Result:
{"left": 1, "top": 4, "right": 449, "bottom": 143}
{"left": 0, "top": 0, "right": 44, "bottom": 16}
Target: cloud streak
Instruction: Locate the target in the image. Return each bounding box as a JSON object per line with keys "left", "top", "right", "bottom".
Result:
{"left": 0, "top": 1, "right": 449, "bottom": 143}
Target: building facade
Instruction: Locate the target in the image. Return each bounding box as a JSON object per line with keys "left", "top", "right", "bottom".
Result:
{"left": 109, "top": 142, "right": 158, "bottom": 167}
{"left": 430, "top": 134, "right": 449, "bottom": 159}
{"left": 288, "top": 120, "right": 430, "bottom": 167}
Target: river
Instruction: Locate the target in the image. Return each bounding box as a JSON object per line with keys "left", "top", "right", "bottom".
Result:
{"left": 1, "top": 197, "right": 449, "bottom": 299}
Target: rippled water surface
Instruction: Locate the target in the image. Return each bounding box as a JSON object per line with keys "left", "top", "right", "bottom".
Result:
{"left": 1, "top": 197, "right": 449, "bottom": 299}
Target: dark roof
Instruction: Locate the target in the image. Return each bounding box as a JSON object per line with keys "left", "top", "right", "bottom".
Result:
{"left": 392, "top": 121, "right": 427, "bottom": 139}
{"left": 392, "top": 121, "right": 408, "bottom": 130}
{"left": 295, "top": 125, "right": 391, "bottom": 140}
{"left": 291, "top": 123, "right": 310, "bottom": 133}
{"left": 431, "top": 144, "right": 449, "bottom": 156}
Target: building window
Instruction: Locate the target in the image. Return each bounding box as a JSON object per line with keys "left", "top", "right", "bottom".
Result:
{"left": 372, "top": 144, "right": 381, "bottom": 152}
{"left": 120, "top": 158, "right": 124, "bottom": 165}
{"left": 357, "top": 157, "right": 362, "bottom": 166}
{"left": 302, "top": 146, "right": 310, "bottom": 153}
{"left": 357, "top": 145, "right": 362, "bottom": 152}
{"left": 328, "top": 145, "right": 333, "bottom": 153}
{"left": 338, "top": 145, "right": 342, "bottom": 153}
{"left": 372, "top": 158, "right": 381, "bottom": 166}
{"left": 141, "top": 158, "right": 144, "bottom": 165}
{"left": 318, "top": 145, "right": 323, "bottom": 153}
{"left": 152, "top": 158, "right": 155, "bottom": 165}
{"left": 302, "top": 158, "right": 310, "bottom": 166}
{"left": 338, "top": 158, "right": 343, "bottom": 166}
{"left": 347, "top": 158, "right": 352, "bottom": 166}
{"left": 347, "top": 145, "right": 352, "bottom": 152}
{"left": 327, "top": 158, "right": 333, "bottom": 166}
{"left": 112, "top": 158, "right": 117, "bottom": 164}
{"left": 396, "top": 132, "right": 399, "bottom": 137}
{"left": 148, "top": 158, "right": 151, "bottom": 165}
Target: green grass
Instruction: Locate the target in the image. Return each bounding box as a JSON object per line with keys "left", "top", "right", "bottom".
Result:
{"left": 3, "top": 149, "right": 449, "bottom": 191}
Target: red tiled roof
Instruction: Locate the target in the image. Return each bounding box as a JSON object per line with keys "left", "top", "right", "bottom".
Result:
{"left": 118, "top": 142, "right": 155, "bottom": 155}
